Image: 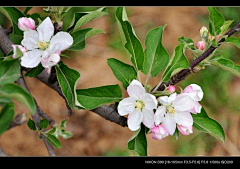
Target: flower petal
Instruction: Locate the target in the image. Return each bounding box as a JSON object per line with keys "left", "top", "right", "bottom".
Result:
{"left": 127, "top": 80, "right": 146, "bottom": 100}
{"left": 41, "top": 53, "right": 60, "bottom": 69}
{"left": 183, "top": 84, "right": 203, "bottom": 101}
{"left": 141, "top": 108, "right": 154, "bottom": 129}
{"left": 143, "top": 93, "right": 158, "bottom": 110}
{"left": 154, "top": 106, "right": 166, "bottom": 125}
{"left": 21, "top": 30, "right": 39, "bottom": 50}
{"left": 162, "top": 113, "right": 176, "bottom": 135}
{"left": 158, "top": 92, "right": 177, "bottom": 106}
{"left": 117, "top": 97, "right": 136, "bottom": 116}
{"left": 191, "top": 101, "right": 202, "bottom": 114}
{"left": 37, "top": 17, "right": 54, "bottom": 42}
{"left": 49, "top": 32, "right": 73, "bottom": 53}
{"left": 172, "top": 93, "right": 196, "bottom": 112}
{"left": 127, "top": 109, "right": 143, "bottom": 131}
{"left": 21, "top": 49, "right": 42, "bottom": 68}
{"left": 174, "top": 111, "right": 193, "bottom": 127}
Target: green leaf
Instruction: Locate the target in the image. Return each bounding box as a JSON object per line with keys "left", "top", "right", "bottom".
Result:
{"left": 46, "top": 134, "right": 62, "bottom": 148}
{"left": 0, "top": 7, "right": 25, "bottom": 35}
{"left": 178, "top": 36, "right": 195, "bottom": 50}
{"left": 76, "top": 84, "right": 122, "bottom": 110}
{"left": 0, "top": 97, "right": 12, "bottom": 106}
{"left": 0, "top": 59, "right": 20, "bottom": 86}
{"left": 225, "top": 37, "right": 240, "bottom": 49}
{"left": 23, "top": 7, "right": 32, "bottom": 14}
{"left": 107, "top": 58, "right": 137, "bottom": 89}
{"left": 39, "top": 119, "right": 49, "bottom": 129}
{"left": 27, "top": 119, "right": 37, "bottom": 131}
{"left": 3, "top": 46, "right": 23, "bottom": 61}
{"left": 0, "top": 83, "right": 36, "bottom": 114}
{"left": 69, "top": 7, "right": 108, "bottom": 33}
{"left": 45, "top": 127, "right": 56, "bottom": 135}
{"left": 142, "top": 25, "right": 170, "bottom": 77}
{"left": 115, "top": 7, "right": 144, "bottom": 72}
{"left": 61, "top": 131, "right": 73, "bottom": 139}
{"left": 68, "top": 28, "right": 105, "bottom": 51}
{"left": 208, "top": 7, "right": 225, "bottom": 36}
{"left": 60, "top": 119, "right": 67, "bottom": 128}
{"left": 161, "top": 44, "right": 189, "bottom": 82}
{"left": 192, "top": 108, "right": 225, "bottom": 143}
{"left": 0, "top": 102, "right": 15, "bottom": 136}
{"left": 210, "top": 58, "right": 240, "bottom": 78}
{"left": 55, "top": 62, "right": 81, "bottom": 109}
{"left": 127, "top": 124, "right": 148, "bottom": 156}
{"left": 220, "top": 20, "right": 234, "bottom": 35}
{"left": 24, "top": 64, "right": 44, "bottom": 77}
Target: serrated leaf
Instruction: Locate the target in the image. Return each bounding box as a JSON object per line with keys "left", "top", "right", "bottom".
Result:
{"left": 55, "top": 61, "right": 81, "bottom": 109}
{"left": 0, "top": 59, "right": 20, "bottom": 86}
{"left": 46, "top": 134, "right": 62, "bottom": 148}
{"left": 0, "top": 7, "right": 25, "bottom": 35}
{"left": 115, "top": 7, "right": 144, "bottom": 72}
{"left": 220, "top": 20, "right": 234, "bottom": 35}
{"left": 208, "top": 7, "right": 225, "bottom": 36}
{"left": 161, "top": 44, "right": 189, "bottom": 82}
{"left": 192, "top": 108, "right": 225, "bottom": 143}
{"left": 76, "top": 84, "right": 122, "bottom": 110}
{"left": 127, "top": 124, "right": 148, "bottom": 156}
{"left": 178, "top": 36, "right": 195, "bottom": 50}
{"left": 24, "top": 64, "right": 44, "bottom": 77}
{"left": 143, "top": 25, "right": 170, "bottom": 77}
{"left": 27, "top": 119, "right": 37, "bottom": 131}
{"left": 210, "top": 58, "right": 240, "bottom": 78}
{"left": 107, "top": 58, "right": 137, "bottom": 89}
{"left": 39, "top": 119, "right": 49, "bottom": 129}
{"left": 0, "top": 83, "right": 36, "bottom": 114}
{"left": 0, "top": 102, "right": 15, "bottom": 136}
{"left": 225, "top": 37, "right": 240, "bottom": 49}
{"left": 68, "top": 28, "right": 105, "bottom": 51}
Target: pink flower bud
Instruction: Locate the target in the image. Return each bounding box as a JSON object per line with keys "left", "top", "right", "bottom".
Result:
{"left": 199, "top": 26, "right": 208, "bottom": 39}
{"left": 196, "top": 40, "right": 205, "bottom": 51}
{"left": 18, "top": 17, "right": 35, "bottom": 31}
{"left": 151, "top": 124, "right": 169, "bottom": 140}
{"left": 166, "top": 85, "right": 176, "bottom": 93}
{"left": 216, "top": 34, "right": 221, "bottom": 41}
{"left": 12, "top": 45, "right": 27, "bottom": 59}
{"left": 177, "top": 125, "right": 193, "bottom": 135}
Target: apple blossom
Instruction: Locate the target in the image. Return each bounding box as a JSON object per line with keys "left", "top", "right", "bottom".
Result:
{"left": 18, "top": 17, "right": 35, "bottom": 31}
{"left": 166, "top": 85, "right": 176, "bottom": 94}
{"left": 199, "top": 26, "right": 208, "bottom": 39}
{"left": 12, "top": 45, "right": 27, "bottom": 59}
{"left": 183, "top": 84, "right": 203, "bottom": 114}
{"left": 154, "top": 92, "right": 196, "bottom": 135}
{"left": 177, "top": 125, "right": 193, "bottom": 135}
{"left": 19, "top": 17, "right": 73, "bottom": 73}
{"left": 118, "top": 80, "right": 158, "bottom": 131}
{"left": 196, "top": 40, "right": 205, "bottom": 51}
{"left": 151, "top": 124, "right": 169, "bottom": 140}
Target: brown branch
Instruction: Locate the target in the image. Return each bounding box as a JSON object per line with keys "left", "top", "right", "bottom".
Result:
{"left": 7, "top": 113, "right": 27, "bottom": 130}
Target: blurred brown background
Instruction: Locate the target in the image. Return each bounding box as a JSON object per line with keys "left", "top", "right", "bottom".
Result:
{"left": 1, "top": 6, "right": 240, "bottom": 156}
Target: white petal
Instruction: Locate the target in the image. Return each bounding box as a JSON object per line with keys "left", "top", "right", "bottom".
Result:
{"left": 174, "top": 111, "right": 193, "bottom": 127}
{"left": 21, "top": 30, "right": 39, "bottom": 50}
{"left": 117, "top": 97, "right": 136, "bottom": 116}
{"left": 143, "top": 93, "right": 158, "bottom": 110}
{"left": 127, "top": 109, "right": 143, "bottom": 131}
{"left": 41, "top": 53, "right": 60, "bottom": 69}
{"left": 172, "top": 93, "right": 196, "bottom": 112}
{"left": 127, "top": 81, "right": 146, "bottom": 100}
{"left": 49, "top": 32, "right": 73, "bottom": 53}
{"left": 37, "top": 17, "right": 54, "bottom": 42}
{"left": 21, "top": 50, "right": 42, "bottom": 68}
{"left": 162, "top": 113, "right": 176, "bottom": 135}
{"left": 154, "top": 106, "right": 166, "bottom": 125}
{"left": 191, "top": 101, "right": 202, "bottom": 114}
{"left": 141, "top": 108, "right": 154, "bottom": 129}
{"left": 158, "top": 92, "right": 177, "bottom": 106}
{"left": 183, "top": 84, "right": 203, "bottom": 101}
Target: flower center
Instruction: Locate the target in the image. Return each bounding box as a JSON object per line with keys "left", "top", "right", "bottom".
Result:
{"left": 135, "top": 100, "right": 145, "bottom": 112}
{"left": 166, "top": 105, "right": 175, "bottom": 115}
{"left": 37, "top": 42, "right": 49, "bottom": 50}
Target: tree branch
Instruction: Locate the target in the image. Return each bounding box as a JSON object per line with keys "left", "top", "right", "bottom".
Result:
{"left": 7, "top": 113, "right": 27, "bottom": 130}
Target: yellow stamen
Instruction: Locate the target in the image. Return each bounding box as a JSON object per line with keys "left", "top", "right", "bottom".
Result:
{"left": 135, "top": 100, "right": 145, "bottom": 112}
{"left": 37, "top": 42, "right": 49, "bottom": 50}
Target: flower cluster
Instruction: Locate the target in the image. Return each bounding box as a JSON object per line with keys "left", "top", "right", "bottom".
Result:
{"left": 117, "top": 80, "right": 203, "bottom": 141}
{"left": 13, "top": 17, "right": 73, "bottom": 74}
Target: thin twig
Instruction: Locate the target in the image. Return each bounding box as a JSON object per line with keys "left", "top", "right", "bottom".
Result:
{"left": 7, "top": 113, "right": 27, "bottom": 130}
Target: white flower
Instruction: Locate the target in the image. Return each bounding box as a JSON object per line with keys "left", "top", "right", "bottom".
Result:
{"left": 20, "top": 17, "right": 73, "bottom": 71}
{"left": 154, "top": 93, "right": 196, "bottom": 135}
{"left": 118, "top": 80, "right": 158, "bottom": 131}
{"left": 177, "top": 125, "right": 193, "bottom": 135}
{"left": 151, "top": 124, "right": 169, "bottom": 140}
{"left": 183, "top": 84, "right": 203, "bottom": 114}
{"left": 18, "top": 17, "right": 35, "bottom": 31}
